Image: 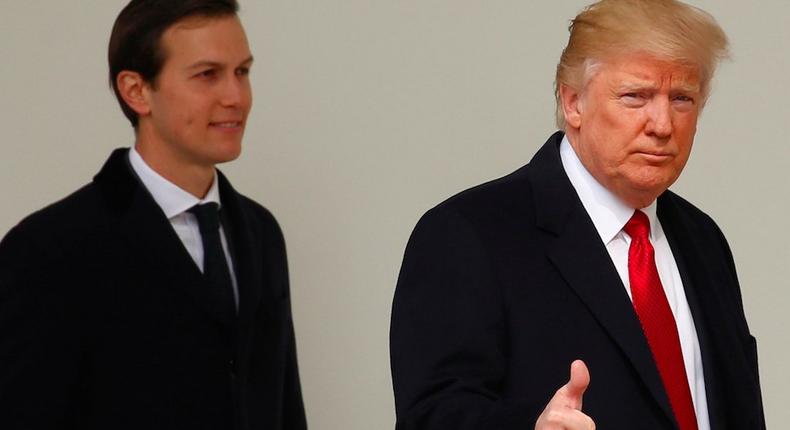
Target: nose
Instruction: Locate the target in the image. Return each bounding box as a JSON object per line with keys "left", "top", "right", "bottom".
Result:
{"left": 219, "top": 75, "right": 250, "bottom": 108}
{"left": 645, "top": 98, "right": 673, "bottom": 138}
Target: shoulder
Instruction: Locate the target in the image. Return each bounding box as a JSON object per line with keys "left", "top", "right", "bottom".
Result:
{"left": 659, "top": 190, "right": 710, "bottom": 220}
{"left": 1, "top": 182, "right": 104, "bottom": 253}
{"left": 0, "top": 182, "right": 106, "bottom": 291}
{"left": 659, "top": 189, "right": 738, "bottom": 278}
{"left": 427, "top": 164, "right": 531, "bottom": 220}
{"left": 232, "top": 191, "right": 286, "bottom": 245}
{"left": 215, "top": 168, "right": 286, "bottom": 249}
{"left": 236, "top": 192, "right": 280, "bottom": 228}
{"left": 414, "top": 164, "right": 533, "bottom": 235}
{"left": 659, "top": 190, "right": 727, "bottom": 241}
{"left": 238, "top": 193, "right": 279, "bottom": 226}
{"left": 216, "top": 170, "right": 283, "bottom": 239}
{"left": 403, "top": 165, "right": 537, "bottom": 264}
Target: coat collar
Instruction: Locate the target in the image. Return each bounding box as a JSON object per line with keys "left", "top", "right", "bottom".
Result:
{"left": 92, "top": 148, "right": 265, "bottom": 330}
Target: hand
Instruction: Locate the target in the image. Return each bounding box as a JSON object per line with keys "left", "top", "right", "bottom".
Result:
{"left": 534, "top": 360, "right": 595, "bottom": 430}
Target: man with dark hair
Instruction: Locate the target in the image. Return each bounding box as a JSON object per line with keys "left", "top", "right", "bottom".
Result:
{"left": 0, "top": 1, "right": 306, "bottom": 429}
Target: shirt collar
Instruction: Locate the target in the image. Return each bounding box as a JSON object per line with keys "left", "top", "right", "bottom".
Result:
{"left": 559, "top": 134, "right": 659, "bottom": 243}
{"left": 128, "top": 146, "right": 221, "bottom": 219}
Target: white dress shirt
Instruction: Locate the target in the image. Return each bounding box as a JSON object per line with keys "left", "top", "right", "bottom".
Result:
{"left": 559, "top": 135, "right": 710, "bottom": 429}
{"left": 128, "top": 147, "right": 239, "bottom": 308}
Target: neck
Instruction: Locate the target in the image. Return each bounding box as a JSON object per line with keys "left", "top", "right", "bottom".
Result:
{"left": 620, "top": 193, "right": 657, "bottom": 210}
{"left": 134, "top": 138, "right": 214, "bottom": 199}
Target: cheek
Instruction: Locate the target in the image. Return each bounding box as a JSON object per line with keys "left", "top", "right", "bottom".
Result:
{"left": 241, "top": 87, "right": 253, "bottom": 112}
{"left": 170, "top": 111, "right": 195, "bottom": 135}
{"left": 674, "top": 119, "right": 697, "bottom": 159}
{"left": 177, "top": 102, "right": 202, "bottom": 130}
{"left": 673, "top": 143, "right": 693, "bottom": 174}
{"left": 159, "top": 92, "right": 196, "bottom": 130}
{"left": 596, "top": 109, "right": 643, "bottom": 151}
{"left": 673, "top": 108, "right": 699, "bottom": 132}
{"left": 592, "top": 121, "right": 633, "bottom": 163}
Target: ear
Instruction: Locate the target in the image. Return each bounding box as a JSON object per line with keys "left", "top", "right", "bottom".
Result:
{"left": 116, "top": 70, "right": 152, "bottom": 117}
{"left": 559, "top": 83, "right": 583, "bottom": 129}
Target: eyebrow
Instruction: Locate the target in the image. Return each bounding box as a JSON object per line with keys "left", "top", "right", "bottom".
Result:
{"left": 186, "top": 56, "right": 255, "bottom": 70}
{"left": 616, "top": 81, "right": 657, "bottom": 92}
{"left": 674, "top": 82, "right": 701, "bottom": 93}
{"left": 616, "top": 80, "right": 700, "bottom": 93}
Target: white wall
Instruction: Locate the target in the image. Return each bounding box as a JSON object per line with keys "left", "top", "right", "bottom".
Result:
{"left": 1, "top": 1, "right": 787, "bottom": 428}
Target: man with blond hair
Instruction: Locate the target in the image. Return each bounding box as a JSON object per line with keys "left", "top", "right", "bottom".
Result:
{"left": 391, "top": 0, "right": 765, "bottom": 429}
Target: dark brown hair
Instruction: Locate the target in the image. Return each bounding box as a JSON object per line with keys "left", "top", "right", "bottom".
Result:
{"left": 108, "top": 0, "right": 239, "bottom": 127}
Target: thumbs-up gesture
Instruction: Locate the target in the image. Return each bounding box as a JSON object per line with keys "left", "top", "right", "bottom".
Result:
{"left": 534, "top": 360, "right": 596, "bottom": 430}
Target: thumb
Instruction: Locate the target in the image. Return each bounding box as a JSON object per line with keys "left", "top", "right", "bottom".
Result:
{"left": 564, "top": 359, "right": 590, "bottom": 409}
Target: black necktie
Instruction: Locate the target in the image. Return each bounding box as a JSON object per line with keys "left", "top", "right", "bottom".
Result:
{"left": 189, "top": 202, "right": 236, "bottom": 316}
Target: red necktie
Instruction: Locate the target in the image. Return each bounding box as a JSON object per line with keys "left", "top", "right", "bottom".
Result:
{"left": 624, "top": 210, "right": 698, "bottom": 430}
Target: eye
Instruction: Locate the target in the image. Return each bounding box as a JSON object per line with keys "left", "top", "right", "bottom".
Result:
{"left": 620, "top": 92, "right": 647, "bottom": 107}
{"left": 235, "top": 66, "right": 250, "bottom": 77}
{"left": 673, "top": 94, "right": 695, "bottom": 103}
{"left": 195, "top": 69, "right": 217, "bottom": 79}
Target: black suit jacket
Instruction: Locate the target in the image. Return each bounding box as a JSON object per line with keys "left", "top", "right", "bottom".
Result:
{"left": 0, "top": 149, "right": 306, "bottom": 430}
{"left": 390, "top": 132, "right": 764, "bottom": 429}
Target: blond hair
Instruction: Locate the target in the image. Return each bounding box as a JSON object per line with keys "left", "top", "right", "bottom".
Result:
{"left": 554, "top": 0, "right": 729, "bottom": 129}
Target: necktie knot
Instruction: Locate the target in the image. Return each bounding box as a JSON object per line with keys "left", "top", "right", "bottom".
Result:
{"left": 189, "top": 202, "right": 221, "bottom": 233}
{"left": 624, "top": 210, "right": 650, "bottom": 241}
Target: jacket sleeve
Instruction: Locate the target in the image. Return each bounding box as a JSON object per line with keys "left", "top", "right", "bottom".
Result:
{"left": 281, "top": 298, "right": 307, "bottom": 430}
{"left": 266, "top": 212, "right": 308, "bottom": 430}
{"left": 390, "top": 207, "right": 545, "bottom": 430}
{"left": 0, "top": 221, "right": 89, "bottom": 429}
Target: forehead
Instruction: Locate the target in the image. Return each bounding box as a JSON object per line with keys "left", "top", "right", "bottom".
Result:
{"left": 595, "top": 54, "right": 701, "bottom": 90}
{"left": 159, "top": 15, "right": 251, "bottom": 65}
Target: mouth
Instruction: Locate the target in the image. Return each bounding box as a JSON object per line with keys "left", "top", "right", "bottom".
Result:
{"left": 209, "top": 121, "right": 244, "bottom": 130}
{"left": 635, "top": 151, "right": 674, "bottom": 163}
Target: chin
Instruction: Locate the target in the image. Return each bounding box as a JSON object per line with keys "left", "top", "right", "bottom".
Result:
{"left": 213, "top": 153, "right": 242, "bottom": 165}
{"left": 618, "top": 179, "right": 671, "bottom": 208}
{"left": 212, "top": 142, "right": 243, "bottom": 163}
{"left": 629, "top": 169, "right": 677, "bottom": 191}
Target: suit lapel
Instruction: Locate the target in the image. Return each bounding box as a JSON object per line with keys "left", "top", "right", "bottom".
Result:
{"left": 93, "top": 149, "right": 236, "bottom": 328}
{"left": 658, "top": 194, "right": 746, "bottom": 430}
{"left": 527, "top": 133, "right": 677, "bottom": 426}
{"left": 657, "top": 198, "right": 718, "bottom": 428}
{"left": 216, "top": 172, "right": 265, "bottom": 327}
